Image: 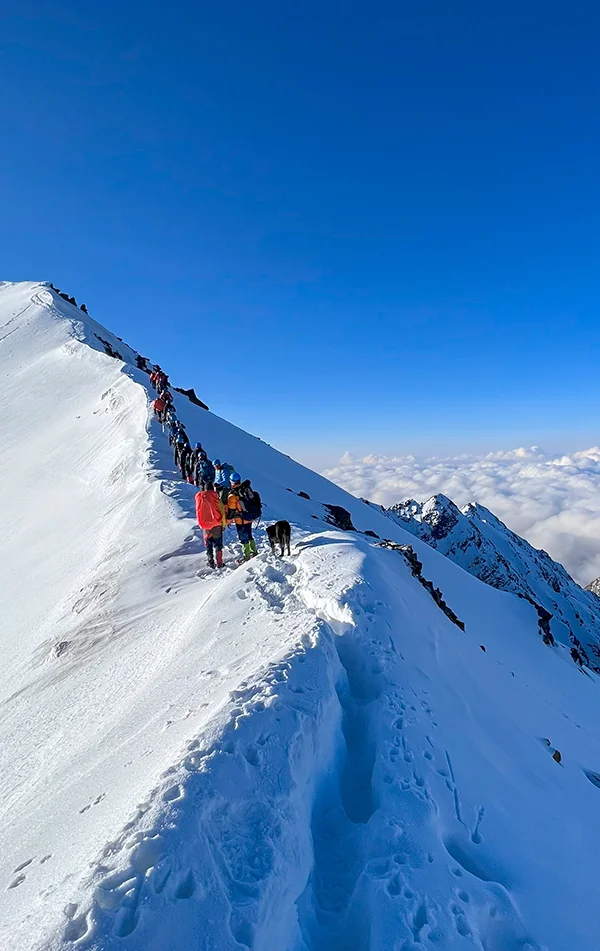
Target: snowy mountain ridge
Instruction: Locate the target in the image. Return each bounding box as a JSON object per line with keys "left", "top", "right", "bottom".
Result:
{"left": 386, "top": 494, "right": 600, "bottom": 669}
{"left": 2, "top": 281, "right": 600, "bottom": 951}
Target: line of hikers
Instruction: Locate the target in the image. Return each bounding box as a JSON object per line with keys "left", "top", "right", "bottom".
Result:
{"left": 151, "top": 370, "right": 262, "bottom": 567}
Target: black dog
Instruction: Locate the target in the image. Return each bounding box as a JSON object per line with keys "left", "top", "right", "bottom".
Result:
{"left": 266, "top": 520, "right": 291, "bottom": 557}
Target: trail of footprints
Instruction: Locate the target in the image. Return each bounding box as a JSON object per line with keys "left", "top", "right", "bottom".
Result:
{"left": 7, "top": 854, "right": 52, "bottom": 891}
{"left": 7, "top": 563, "right": 555, "bottom": 948}
{"left": 55, "top": 648, "right": 307, "bottom": 944}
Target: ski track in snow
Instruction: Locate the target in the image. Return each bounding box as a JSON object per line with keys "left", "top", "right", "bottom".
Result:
{"left": 2, "top": 282, "right": 600, "bottom": 950}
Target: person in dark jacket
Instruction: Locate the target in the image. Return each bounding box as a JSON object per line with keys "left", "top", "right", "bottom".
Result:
{"left": 191, "top": 446, "right": 215, "bottom": 487}
{"left": 227, "top": 473, "right": 258, "bottom": 560}
{"left": 174, "top": 433, "right": 191, "bottom": 476}
{"left": 189, "top": 443, "right": 203, "bottom": 483}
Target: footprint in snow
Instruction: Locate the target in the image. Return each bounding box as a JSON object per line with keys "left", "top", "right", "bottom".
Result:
{"left": 7, "top": 874, "right": 26, "bottom": 889}
{"left": 163, "top": 784, "right": 184, "bottom": 803}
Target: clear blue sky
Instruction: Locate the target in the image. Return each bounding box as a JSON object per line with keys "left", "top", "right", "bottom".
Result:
{"left": 1, "top": 1, "right": 599, "bottom": 466}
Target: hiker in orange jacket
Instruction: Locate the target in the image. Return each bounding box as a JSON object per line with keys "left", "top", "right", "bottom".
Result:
{"left": 195, "top": 481, "right": 227, "bottom": 569}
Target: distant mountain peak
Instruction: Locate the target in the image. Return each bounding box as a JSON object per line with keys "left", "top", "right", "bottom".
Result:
{"left": 387, "top": 493, "right": 600, "bottom": 669}
{"left": 585, "top": 577, "right": 600, "bottom": 598}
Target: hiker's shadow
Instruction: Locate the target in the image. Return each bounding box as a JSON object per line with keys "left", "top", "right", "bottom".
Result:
{"left": 159, "top": 527, "right": 205, "bottom": 562}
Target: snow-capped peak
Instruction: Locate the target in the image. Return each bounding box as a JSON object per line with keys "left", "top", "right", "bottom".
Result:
{"left": 387, "top": 493, "right": 600, "bottom": 667}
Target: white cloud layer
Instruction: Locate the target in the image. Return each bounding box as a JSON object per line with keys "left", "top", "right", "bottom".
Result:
{"left": 323, "top": 447, "right": 600, "bottom": 587}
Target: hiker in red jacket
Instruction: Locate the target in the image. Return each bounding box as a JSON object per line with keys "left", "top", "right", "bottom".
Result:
{"left": 195, "top": 481, "right": 227, "bottom": 569}
{"left": 153, "top": 395, "right": 166, "bottom": 423}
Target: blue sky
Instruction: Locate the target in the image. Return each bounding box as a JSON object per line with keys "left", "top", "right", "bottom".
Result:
{"left": 1, "top": 1, "right": 599, "bottom": 466}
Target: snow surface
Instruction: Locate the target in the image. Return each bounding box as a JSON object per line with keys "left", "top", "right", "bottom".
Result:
{"left": 2, "top": 282, "right": 600, "bottom": 950}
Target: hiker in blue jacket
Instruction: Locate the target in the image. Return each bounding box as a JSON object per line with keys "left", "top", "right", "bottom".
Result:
{"left": 214, "top": 459, "right": 234, "bottom": 503}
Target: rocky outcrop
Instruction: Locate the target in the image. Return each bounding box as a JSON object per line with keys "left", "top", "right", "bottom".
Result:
{"left": 173, "top": 387, "right": 209, "bottom": 410}
{"left": 323, "top": 504, "right": 355, "bottom": 531}
{"left": 379, "top": 540, "right": 465, "bottom": 631}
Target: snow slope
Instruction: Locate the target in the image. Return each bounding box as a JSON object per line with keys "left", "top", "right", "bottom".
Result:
{"left": 387, "top": 494, "right": 600, "bottom": 669}
{"left": 2, "top": 282, "right": 600, "bottom": 950}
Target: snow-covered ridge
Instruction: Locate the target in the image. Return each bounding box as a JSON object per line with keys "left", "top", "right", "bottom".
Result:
{"left": 2, "top": 282, "right": 600, "bottom": 950}
{"left": 386, "top": 493, "right": 600, "bottom": 669}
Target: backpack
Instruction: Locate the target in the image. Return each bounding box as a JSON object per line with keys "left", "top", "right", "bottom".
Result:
{"left": 195, "top": 491, "right": 223, "bottom": 530}
{"left": 199, "top": 458, "right": 215, "bottom": 483}
{"left": 238, "top": 484, "right": 262, "bottom": 520}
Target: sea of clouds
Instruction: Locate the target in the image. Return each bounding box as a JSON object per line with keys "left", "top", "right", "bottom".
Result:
{"left": 323, "top": 447, "right": 600, "bottom": 587}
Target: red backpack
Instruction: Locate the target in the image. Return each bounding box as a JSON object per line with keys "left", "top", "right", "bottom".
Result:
{"left": 195, "top": 491, "right": 223, "bottom": 530}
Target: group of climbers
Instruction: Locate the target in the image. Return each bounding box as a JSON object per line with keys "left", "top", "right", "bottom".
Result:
{"left": 195, "top": 475, "right": 262, "bottom": 567}
{"left": 151, "top": 366, "right": 173, "bottom": 424}
{"left": 151, "top": 371, "right": 262, "bottom": 568}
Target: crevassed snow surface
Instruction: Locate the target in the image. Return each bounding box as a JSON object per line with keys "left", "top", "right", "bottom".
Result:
{"left": 1, "top": 282, "right": 600, "bottom": 951}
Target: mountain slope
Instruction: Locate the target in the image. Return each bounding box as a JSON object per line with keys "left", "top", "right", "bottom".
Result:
{"left": 387, "top": 494, "right": 600, "bottom": 668}
{"left": 2, "top": 282, "right": 600, "bottom": 950}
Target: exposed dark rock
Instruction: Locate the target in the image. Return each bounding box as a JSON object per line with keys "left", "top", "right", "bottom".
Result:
{"left": 516, "top": 593, "right": 555, "bottom": 645}
{"left": 94, "top": 334, "right": 122, "bottom": 360}
{"left": 480, "top": 645, "right": 486, "bottom": 652}
{"left": 136, "top": 354, "right": 150, "bottom": 373}
{"left": 379, "top": 540, "right": 465, "bottom": 631}
{"left": 364, "top": 530, "right": 380, "bottom": 538}
{"left": 173, "top": 387, "right": 209, "bottom": 410}
{"left": 80, "top": 303, "right": 88, "bottom": 314}
{"left": 571, "top": 647, "right": 584, "bottom": 667}
{"left": 298, "top": 491, "right": 311, "bottom": 500}
{"left": 553, "top": 749, "right": 562, "bottom": 764}
{"left": 323, "top": 504, "right": 355, "bottom": 531}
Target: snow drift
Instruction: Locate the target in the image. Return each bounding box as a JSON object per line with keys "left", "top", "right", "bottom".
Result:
{"left": 2, "top": 282, "right": 600, "bottom": 951}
